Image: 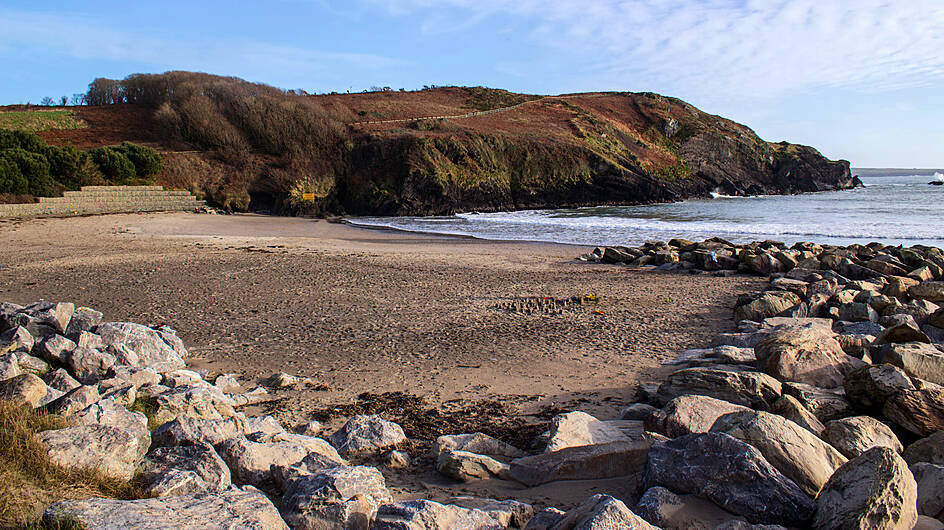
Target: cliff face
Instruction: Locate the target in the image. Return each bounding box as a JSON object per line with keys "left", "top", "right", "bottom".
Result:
{"left": 332, "top": 91, "right": 857, "bottom": 216}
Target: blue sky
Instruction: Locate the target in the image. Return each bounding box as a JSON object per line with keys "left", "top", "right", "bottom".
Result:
{"left": 2, "top": 0, "right": 942, "bottom": 167}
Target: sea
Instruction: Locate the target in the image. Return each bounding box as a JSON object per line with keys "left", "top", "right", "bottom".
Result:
{"left": 347, "top": 170, "right": 944, "bottom": 249}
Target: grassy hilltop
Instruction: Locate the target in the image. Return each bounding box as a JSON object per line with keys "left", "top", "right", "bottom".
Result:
{"left": 2, "top": 72, "right": 858, "bottom": 214}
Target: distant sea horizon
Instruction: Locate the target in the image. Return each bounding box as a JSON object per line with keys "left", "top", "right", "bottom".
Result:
{"left": 349, "top": 169, "right": 944, "bottom": 249}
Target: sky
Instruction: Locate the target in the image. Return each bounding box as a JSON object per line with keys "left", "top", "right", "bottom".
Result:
{"left": 1, "top": 0, "right": 942, "bottom": 167}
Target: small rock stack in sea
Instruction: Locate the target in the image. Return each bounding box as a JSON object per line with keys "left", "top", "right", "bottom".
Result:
{"left": 3, "top": 234, "right": 944, "bottom": 528}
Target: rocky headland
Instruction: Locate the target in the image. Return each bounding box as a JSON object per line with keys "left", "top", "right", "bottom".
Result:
{"left": 3, "top": 234, "right": 944, "bottom": 528}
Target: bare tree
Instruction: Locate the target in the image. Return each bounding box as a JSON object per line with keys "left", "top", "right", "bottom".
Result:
{"left": 70, "top": 93, "right": 85, "bottom": 105}
{"left": 60, "top": 95, "right": 68, "bottom": 106}
{"left": 40, "top": 96, "right": 55, "bottom": 106}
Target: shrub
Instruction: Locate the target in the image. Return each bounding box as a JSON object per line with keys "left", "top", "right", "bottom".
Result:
{"left": 0, "top": 156, "right": 28, "bottom": 195}
{"left": 42, "top": 145, "right": 82, "bottom": 188}
{"left": 0, "top": 149, "right": 55, "bottom": 197}
{"left": 90, "top": 147, "right": 135, "bottom": 184}
{"left": 0, "top": 130, "right": 46, "bottom": 152}
{"left": 118, "top": 142, "right": 162, "bottom": 176}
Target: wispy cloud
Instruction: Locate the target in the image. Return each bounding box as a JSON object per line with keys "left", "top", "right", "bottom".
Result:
{"left": 365, "top": 0, "right": 944, "bottom": 100}
{"left": 0, "top": 7, "right": 398, "bottom": 86}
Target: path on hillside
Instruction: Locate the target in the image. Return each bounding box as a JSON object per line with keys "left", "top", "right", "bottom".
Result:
{"left": 348, "top": 93, "right": 607, "bottom": 126}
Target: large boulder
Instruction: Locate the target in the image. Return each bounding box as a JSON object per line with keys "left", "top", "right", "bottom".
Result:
{"left": 822, "top": 416, "right": 903, "bottom": 459}
{"left": 64, "top": 347, "right": 116, "bottom": 384}
{"left": 877, "top": 342, "right": 944, "bottom": 386}
{"left": 781, "top": 382, "right": 853, "bottom": 421}
{"left": 813, "top": 447, "right": 918, "bottom": 530}
{"left": 448, "top": 497, "right": 533, "bottom": 528}
{"left": 431, "top": 433, "right": 526, "bottom": 460}
{"left": 43, "top": 368, "right": 82, "bottom": 393}
{"left": 735, "top": 292, "right": 802, "bottom": 323}
{"left": 95, "top": 322, "right": 187, "bottom": 373}
{"left": 43, "top": 486, "right": 288, "bottom": 529}
{"left": 544, "top": 411, "right": 628, "bottom": 452}
{"left": 140, "top": 443, "right": 232, "bottom": 496}
{"left": 152, "top": 416, "right": 247, "bottom": 449}
{"left": 0, "top": 352, "right": 20, "bottom": 381}
{"left": 643, "top": 433, "right": 814, "bottom": 525}
{"left": 0, "top": 326, "right": 34, "bottom": 353}
{"left": 645, "top": 395, "right": 750, "bottom": 438}
{"left": 904, "top": 431, "right": 944, "bottom": 466}
{"left": 36, "top": 423, "right": 149, "bottom": 481}
{"left": 910, "top": 282, "right": 944, "bottom": 302}
{"left": 43, "top": 385, "right": 101, "bottom": 415}
{"left": 876, "top": 315, "right": 932, "bottom": 344}
{"left": 657, "top": 368, "right": 782, "bottom": 410}
{"left": 755, "top": 324, "right": 864, "bottom": 388}
{"left": 373, "top": 499, "right": 506, "bottom": 530}
{"left": 844, "top": 364, "right": 916, "bottom": 412}
{"left": 883, "top": 387, "right": 944, "bottom": 436}
{"left": 221, "top": 432, "right": 346, "bottom": 486}
{"left": 912, "top": 463, "right": 944, "bottom": 517}
{"left": 280, "top": 465, "right": 392, "bottom": 530}
{"left": 153, "top": 385, "right": 237, "bottom": 424}
{"left": 551, "top": 494, "right": 657, "bottom": 529}
{"left": 634, "top": 486, "right": 749, "bottom": 529}
{"left": 0, "top": 373, "right": 47, "bottom": 407}
{"left": 328, "top": 415, "right": 407, "bottom": 456}
{"left": 710, "top": 410, "right": 846, "bottom": 497}
{"left": 771, "top": 395, "right": 825, "bottom": 436}
{"left": 64, "top": 306, "right": 103, "bottom": 338}
{"left": 509, "top": 437, "right": 659, "bottom": 487}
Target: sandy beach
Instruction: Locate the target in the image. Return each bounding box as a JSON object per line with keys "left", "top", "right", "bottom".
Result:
{"left": 0, "top": 212, "right": 762, "bottom": 506}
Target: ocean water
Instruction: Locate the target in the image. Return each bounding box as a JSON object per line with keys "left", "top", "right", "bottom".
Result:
{"left": 348, "top": 172, "right": 944, "bottom": 248}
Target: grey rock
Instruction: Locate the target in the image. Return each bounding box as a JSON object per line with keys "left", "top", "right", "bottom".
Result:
{"left": 883, "top": 387, "right": 944, "bottom": 436}
{"left": 281, "top": 465, "right": 392, "bottom": 529}
{"left": 16, "top": 353, "right": 49, "bottom": 375}
{"left": 383, "top": 450, "right": 411, "bottom": 469}
{"left": 635, "top": 486, "right": 747, "bottom": 530}
{"left": 140, "top": 443, "right": 232, "bottom": 495}
{"left": 152, "top": 416, "right": 247, "bottom": 449}
{"left": 243, "top": 415, "right": 285, "bottom": 437}
{"left": 844, "top": 363, "right": 916, "bottom": 412}
{"left": 43, "top": 367, "right": 83, "bottom": 392}
{"left": 904, "top": 431, "right": 944, "bottom": 466}
{"left": 65, "top": 307, "right": 103, "bottom": 338}
{"left": 771, "top": 395, "right": 826, "bottom": 436}
{"left": 0, "top": 373, "right": 47, "bottom": 407}
{"left": 0, "top": 325, "right": 34, "bottom": 353}
{"left": 525, "top": 508, "right": 567, "bottom": 530}
{"left": 877, "top": 314, "right": 932, "bottom": 344}
{"left": 449, "top": 497, "right": 534, "bottom": 528}
{"left": 328, "top": 414, "right": 407, "bottom": 456}
{"left": 221, "top": 432, "right": 346, "bottom": 486}
{"left": 621, "top": 403, "right": 659, "bottom": 421}
{"left": 95, "top": 321, "right": 187, "bottom": 373}
{"left": 551, "top": 494, "right": 657, "bottom": 529}
{"left": 374, "top": 499, "right": 505, "bottom": 530}
{"left": 710, "top": 410, "right": 846, "bottom": 497}
{"left": 657, "top": 367, "right": 782, "bottom": 410}
{"left": 30, "top": 301, "right": 75, "bottom": 335}
{"left": 437, "top": 448, "right": 510, "bottom": 481}
{"left": 43, "top": 486, "right": 289, "bottom": 529}
{"left": 823, "top": 416, "right": 903, "bottom": 459}
{"left": 111, "top": 365, "right": 162, "bottom": 387}
{"left": 813, "top": 447, "right": 918, "bottom": 530}
{"left": 912, "top": 463, "right": 944, "bottom": 517}
{"left": 643, "top": 433, "right": 815, "bottom": 525}
{"left": 877, "top": 342, "right": 944, "bottom": 386}
{"left": 76, "top": 330, "right": 105, "bottom": 350}
{"left": 0, "top": 352, "right": 20, "bottom": 381}
{"left": 36, "top": 423, "right": 149, "bottom": 480}
{"left": 65, "top": 347, "right": 116, "bottom": 384}
{"left": 510, "top": 436, "right": 661, "bottom": 487}
{"left": 214, "top": 373, "right": 243, "bottom": 394}
{"left": 734, "top": 291, "right": 802, "bottom": 324}
{"left": 44, "top": 385, "right": 101, "bottom": 415}
{"left": 910, "top": 282, "right": 944, "bottom": 302}
{"left": 153, "top": 384, "right": 237, "bottom": 424}
{"left": 162, "top": 369, "right": 204, "bottom": 388}
{"left": 755, "top": 324, "right": 864, "bottom": 388}
{"left": 545, "top": 411, "right": 628, "bottom": 452}
{"left": 781, "top": 382, "right": 853, "bottom": 421}
{"left": 37, "top": 334, "right": 76, "bottom": 364}
{"left": 645, "top": 394, "right": 750, "bottom": 438}
{"left": 432, "top": 432, "right": 526, "bottom": 460}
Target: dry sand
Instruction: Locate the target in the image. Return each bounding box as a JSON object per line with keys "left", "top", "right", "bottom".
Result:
{"left": 0, "top": 212, "right": 762, "bottom": 508}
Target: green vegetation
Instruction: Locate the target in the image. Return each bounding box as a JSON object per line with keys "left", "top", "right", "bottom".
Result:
{"left": 0, "top": 130, "right": 160, "bottom": 199}
{"left": 462, "top": 87, "right": 537, "bottom": 111}
{"left": 0, "top": 110, "right": 87, "bottom": 132}
{"left": 128, "top": 396, "right": 161, "bottom": 431}
{"left": 0, "top": 401, "right": 141, "bottom": 527}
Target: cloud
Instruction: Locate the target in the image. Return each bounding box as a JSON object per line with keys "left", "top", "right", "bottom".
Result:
{"left": 364, "top": 0, "right": 944, "bottom": 100}
{"left": 0, "top": 7, "right": 398, "bottom": 87}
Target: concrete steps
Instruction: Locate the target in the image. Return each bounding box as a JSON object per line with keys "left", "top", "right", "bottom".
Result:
{"left": 0, "top": 186, "right": 206, "bottom": 219}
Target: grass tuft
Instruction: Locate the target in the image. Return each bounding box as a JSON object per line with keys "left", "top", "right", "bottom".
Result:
{"left": 0, "top": 400, "right": 142, "bottom": 528}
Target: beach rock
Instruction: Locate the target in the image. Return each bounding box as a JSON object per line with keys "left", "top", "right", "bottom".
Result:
{"left": 72, "top": 398, "right": 151, "bottom": 451}
{"left": 823, "top": 416, "right": 903, "bottom": 459}
{"left": 75, "top": 330, "right": 104, "bottom": 350}
{"left": 383, "top": 450, "right": 411, "bottom": 469}
{"left": 64, "top": 307, "right": 103, "bottom": 338}
{"left": 16, "top": 353, "right": 48, "bottom": 375}
{"left": 29, "top": 302, "right": 75, "bottom": 335}
{"left": 844, "top": 363, "right": 916, "bottom": 411}
{"left": 904, "top": 431, "right": 944, "bottom": 466}
{"left": 37, "top": 334, "right": 75, "bottom": 364}
{"left": 710, "top": 410, "right": 846, "bottom": 497}
{"left": 0, "top": 325, "right": 34, "bottom": 353}
{"left": 0, "top": 352, "right": 20, "bottom": 381}
{"left": 524, "top": 508, "right": 567, "bottom": 530}
{"left": 755, "top": 324, "right": 864, "bottom": 388}
{"left": 214, "top": 373, "right": 242, "bottom": 394}
{"left": 657, "top": 367, "right": 782, "bottom": 410}
{"left": 163, "top": 369, "right": 204, "bottom": 388}
{"left": 65, "top": 347, "right": 116, "bottom": 384}
{"left": 643, "top": 433, "right": 814, "bottom": 525}
{"left": 509, "top": 437, "right": 660, "bottom": 486}
{"left": 782, "top": 382, "right": 853, "bottom": 421}
{"left": 373, "top": 499, "right": 505, "bottom": 530}
{"left": 328, "top": 414, "right": 407, "bottom": 456}
{"left": 43, "top": 486, "right": 289, "bottom": 530}
{"left": 0, "top": 373, "right": 47, "bottom": 407}
{"left": 912, "top": 463, "right": 944, "bottom": 517}
{"left": 545, "top": 411, "right": 628, "bottom": 451}
{"left": 299, "top": 419, "right": 323, "bottom": 437}
{"left": 95, "top": 321, "right": 187, "bottom": 373}
{"left": 883, "top": 387, "right": 944, "bottom": 436}
{"left": 446, "top": 497, "right": 533, "bottom": 528}
{"left": 281, "top": 465, "right": 392, "bottom": 530}
{"left": 140, "top": 443, "right": 232, "bottom": 496}
{"left": 551, "top": 494, "right": 657, "bottom": 529}
{"left": 621, "top": 403, "right": 659, "bottom": 421}
{"left": 220, "top": 432, "right": 346, "bottom": 486}
{"left": 36, "top": 423, "right": 148, "bottom": 480}
{"left": 877, "top": 342, "right": 944, "bottom": 386}
{"left": 877, "top": 315, "right": 932, "bottom": 344}
{"left": 43, "top": 384, "right": 100, "bottom": 415}
{"left": 437, "top": 448, "right": 510, "bottom": 481}
{"left": 243, "top": 415, "right": 284, "bottom": 437}
{"left": 635, "top": 486, "right": 748, "bottom": 530}
{"left": 153, "top": 385, "right": 237, "bottom": 424}
{"left": 734, "top": 291, "right": 802, "bottom": 323}
{"left": 152, "top": 416, "right": 246, "bottom": 449}
{"left": 432, "top": 432, "right": 526, "bottom": 459}
{"left": 111, "top": 365, "right": 161, "bottom": 388}
{"left": 645, "top": 394, "right": 750, "bottom": 438}
{"left": 911, "top": 282, "right": 944, "bottom": 302}
{"left": 839, "top": 302, "right": 879, "bottom": 322}
{"left": 664, "top": 345, "right": 757, "bottom": 367}
{"left": 813, "top": 447, "right": 918, "bottom": 530}
{"left": 771, "top": 394, "right": 826, "bottom": 435}
{"left": 885, "top": 276, "right": 921, "bottom": 299}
